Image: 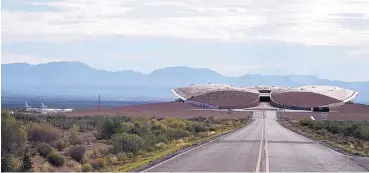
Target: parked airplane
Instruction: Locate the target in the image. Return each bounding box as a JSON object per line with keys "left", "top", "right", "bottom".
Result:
{"left": 25, "top": 101, "right": 74, "bottom": 114}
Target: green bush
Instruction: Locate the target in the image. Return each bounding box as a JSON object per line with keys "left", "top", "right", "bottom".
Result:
{"left": 27, "top": 123, "right": 60, "bottom": 143}
{"left": 37, "top": 142, "right": 55, "bottom": 157}
{"left": 82, "top": 163, "right": 93, "bottom": 172}
{"left": 301, "top": 120, "right": 369, "bottom": 141}
{"left": 357, "top": 125, "right": 369, "bottom": 140}
{"left": 299, "top": 119, "right": 313, "bottom": 126}
{"left": 309, "top": 121, "right": 324, "bottom": 130}
{"left": 1, "top": 113, "right": 27, "bottom": 155}
{"left": 121, "top": 122, "right": 135, "bottom": 133}
{"left": 55, "top": 140, "right": 67, "bottom": 151}
{"left": 112, "top": 133, "right": 144, "bottom": 153}
{"left": 168, "top": 128, "right": 191, "bottom": 139}
{"left": 193, "top": 122, "right": 209, "bottom": 133}
{"left": 209, "top": 126, "right": 217, "bottom": 131}
{"left": 67, "top": 146, "right": 86, "bottom": 162}
{"left": 117, "top": 153, "right": 128, "bottom": 161}
{"left": 98, "top": 118, "right": 123, "bottom": 139}
{"left": 325, "top": 121, "right": 344, "bottom": 134}
{"left": 1, "top": 154, "right": 15, "bottom": 172}
{"left": 151, "top": 119, "right": 168, "bottom": 135}
{"left": 163, "top": 117, "right": 186, "bottom": 129}
{"left": 20, "top": 150, "right": 33, "bottom": 172}
{"left": 69, "top": 124, "right": 84, "bottom": 145}
{"left": 155, "top": 142, "right": 167, "bottom": 150}
{"left": 47, "top": 153, "right": 65, "bottom": 167}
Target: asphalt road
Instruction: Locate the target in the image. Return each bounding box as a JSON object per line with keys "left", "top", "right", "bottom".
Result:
{"left": 143, "top": 110, "right": 367, "bottom": 172}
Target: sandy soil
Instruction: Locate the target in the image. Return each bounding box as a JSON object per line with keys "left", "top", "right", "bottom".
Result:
{"left": 65, "top": 102, "right": 252, "bottom": 119}
{"left": 332, "top": 104, "right": 369, "bottom": 114}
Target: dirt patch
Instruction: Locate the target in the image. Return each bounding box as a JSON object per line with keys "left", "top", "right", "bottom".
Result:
{"left": 64, "top": 102, "right": 252, "bottom": 118}
{"left": 332, "top": 104, "right": 369, "bottom": 114}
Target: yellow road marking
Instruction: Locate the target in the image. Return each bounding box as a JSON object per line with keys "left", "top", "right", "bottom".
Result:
{"left": 255, "top": 118, "right": 264, "bottom": 173}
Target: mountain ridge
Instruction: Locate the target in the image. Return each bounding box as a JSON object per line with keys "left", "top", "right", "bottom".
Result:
{"left": 2, "top": 62, "right": 368, "bottom": 103}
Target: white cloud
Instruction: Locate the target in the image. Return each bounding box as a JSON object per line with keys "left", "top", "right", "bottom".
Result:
{"left": 211, "top": 63, "right": 285, "bottom": 77}
{"left": 108, "top": 52, "right": 151, "bottom": 59}
{"left": 2, "top": 0, "right": 369, "bottom": 46}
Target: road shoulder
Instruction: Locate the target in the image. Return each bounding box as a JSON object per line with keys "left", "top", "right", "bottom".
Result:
{"left": 277, "top": 120, "right": 369, "bottom": 171}
{"left": 130, "top": 120, "right": 253, "bottom": 172}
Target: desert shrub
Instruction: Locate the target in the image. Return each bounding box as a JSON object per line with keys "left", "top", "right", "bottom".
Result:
{"left": 309, "top": 121, "right": 324, "bottom": 130}
{"left": 56, "top": 140, "right": 67, "bottom": 151}
{"left": 299, "top": 119, "right": 313, "bottom": 126}
{"left": 37, "top": 142, "right": 55, "bottom": 157}
{"left": 193, "top": 122, "right": 209, "bottom": 133}
{"left": 325, "top": 121, "right": 344, "bottom": 134}
{"left": 69, "top": 135, "right": 84, "bottom": 145}
{"left": 163, "top": 117, "right": 186, "bottom": 129}
{"left": 209, "top": 126, "right": 217, "bottom": 131}
{"left": 27, "top": 123, "right": 60, "bottom": 143}
{"left": 117, "top": 153, "right": 128, "bottom": 161}
{"left": 155, "top": 142, "right": 167, "bottom": 150}
{"left": 154, "top": 134, "right": 168, "bottom": 143}
{"left": 67, "top": 146, "right": 86, "bottom": 162}
{"left": 104, "top": 154, "right": 118, "bottom": 165}
{"left": 357, "top": 125, "right": 369, "bottom": 140}
{"left": 90, "top": 158, "right": 105, "bottom": 170}
{"left": 71, "top": 124, "right": 80, "bottom": 133}
{"left": 20, "top": 150, "right": 33, "bottom": 172}
{"left": 112, "top": 133, "right": 144, "bottom": 153}
{"left": 342, "top": 122, "right": 358, "bottom": 136}
{"left": 168, "top": 128, "right": 191, "bottom": 140}
{"left": 151, "top": 119, "right": 168, "bottom": 135}
{"left": 82, "top": 163, "right": 93, "bottom": 172}
{"left": 126, "top": 152, "right": 135, "bottom": 158}
{"left": 98, "top": 118, "right": 122, "bottom": 139}
{"left": 2, "top": 113, "right": 27, "bottom": 155}
{"left": 47, "top": 153, "right": 65, "bottom": 167}
{"left": 129, "top": 120, "right": 151, "bottom": 136}
{"left": 69, "top": 124, "right": 84, "bottom": 145}
{"left": 121, "top": 122, "right": 135, "bottom": 133}
{"left": 1, "top": 154, "right": 15, "bottom": 172}
{"left": 38, "top": 162, "right": 55, "bottom": 172}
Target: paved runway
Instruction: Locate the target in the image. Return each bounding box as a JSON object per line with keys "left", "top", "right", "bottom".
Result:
{"left": 143, "top": 110, "right": 367, "bottom": 172}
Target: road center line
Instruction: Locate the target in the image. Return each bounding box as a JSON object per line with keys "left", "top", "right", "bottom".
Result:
{"left": 265, "top": 113, "right": 270, "bottom": 172}
{"left": 255, "top": 118, "right": 264, "bottom": 173}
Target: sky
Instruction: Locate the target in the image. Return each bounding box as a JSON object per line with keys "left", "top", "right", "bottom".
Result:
{"left": 1, "top": 0, "right": 369, "bottom": 81}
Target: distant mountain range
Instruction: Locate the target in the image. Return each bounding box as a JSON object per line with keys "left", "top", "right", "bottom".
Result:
{"left": 2, "top": 62, "right": 369, "bottom": 103}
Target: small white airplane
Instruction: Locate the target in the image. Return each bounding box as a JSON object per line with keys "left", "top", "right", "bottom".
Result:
{"left": 25, "top": 101, "right": 74, "bottom": 114}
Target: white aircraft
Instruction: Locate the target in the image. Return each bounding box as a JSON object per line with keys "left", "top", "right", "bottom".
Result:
{"left": 25, "top": 102, "right": 74, "bottom": 114}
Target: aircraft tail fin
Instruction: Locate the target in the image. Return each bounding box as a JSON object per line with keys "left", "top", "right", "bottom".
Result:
{"left": 25, "top": 101, "right": 30, "bottom": 108}
{"left": 41, "top": 102, "right": 48, "bottom": 108}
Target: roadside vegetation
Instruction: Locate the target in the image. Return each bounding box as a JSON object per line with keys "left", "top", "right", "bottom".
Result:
{"left": 278, "top": 118, "right": 369, "bottom": 156}
{"left": 1, "top": 112, "right": 248, "bottom": 172}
